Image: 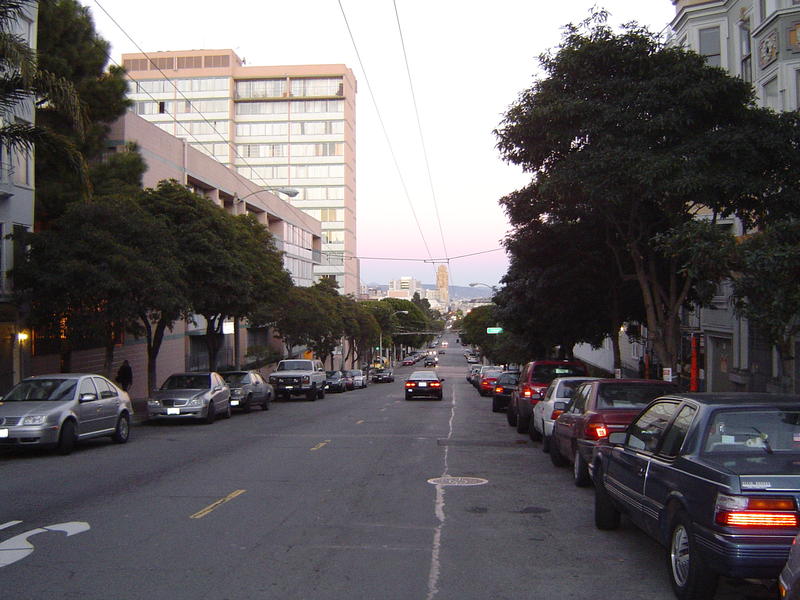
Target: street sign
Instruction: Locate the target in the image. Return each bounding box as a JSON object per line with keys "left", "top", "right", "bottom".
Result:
{"left": 486, "top": 327, "right": 503, "bottom": 334}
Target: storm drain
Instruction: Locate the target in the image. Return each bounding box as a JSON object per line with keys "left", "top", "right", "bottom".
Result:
{"left": 427, "top": 476, "right": 489, "bottom": 486}
{"left": 437, "top": 439, "right": 528, "bottom": 448}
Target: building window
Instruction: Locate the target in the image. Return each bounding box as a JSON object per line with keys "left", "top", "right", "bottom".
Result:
{"left": 176, "top": 56, "right": 203, "bottom": 69}
{"left": 235, "top": 101, "right": 288, "bottom": 115}
{"left": 236, "top": 79, "right": 287, "bottom": 99}
{"left": 740, "top": 21, "right": 752, "bottom": 82}
{"left": 204, "top": 55, "right": 230, "bottom": 68}
{"left": 797, "top": 70, "right": 800, "bottom": 109}
{"left": 11, "top": 129, "right": 31, "bottom": 187}
{"left": 763, "top": 77, "right": 781, "bottom": 110}
{"left": 149, "top": 57, "right": 175, "bottom": 70}
{"left": 699, "top": 27, "right": 721, "bottom": 67}
{"left": 290, "top": 78, "right": 344, "bottom": 97}
{"left": 124, "top": 58, "right": 149, "bottom": 71}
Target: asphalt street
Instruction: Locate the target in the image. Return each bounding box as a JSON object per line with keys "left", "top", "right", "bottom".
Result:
{"left": 0, "top": 334, "right": 777, "bottom": 599}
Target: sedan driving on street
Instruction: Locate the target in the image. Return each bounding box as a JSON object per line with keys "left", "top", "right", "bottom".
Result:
{"left": 593, "top": 393, "right": 800, "bottom": 600}
{"left": 0, "top": 373, "right": 133, "bottom": 455}
{"left": 404, "top": 371, "right": 445, "bottom": 400}
{"left": 147, "top": 372, "right": 231, "bottom": 424}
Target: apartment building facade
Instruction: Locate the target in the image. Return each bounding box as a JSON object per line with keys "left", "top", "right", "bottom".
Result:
{"left": 120, "top": 49, "right": 359, "bottom": 295}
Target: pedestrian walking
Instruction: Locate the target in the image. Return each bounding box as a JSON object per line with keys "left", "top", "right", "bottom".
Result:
{"left": 116, "top": 360, "right": 133, "bottom": 391}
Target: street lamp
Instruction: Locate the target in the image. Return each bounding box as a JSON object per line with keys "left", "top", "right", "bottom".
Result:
{"left": 469, "top": 282, "right": 498, "bottom": 292}
{"left": 379, "top": 310, "right": 408, "bottom": 366}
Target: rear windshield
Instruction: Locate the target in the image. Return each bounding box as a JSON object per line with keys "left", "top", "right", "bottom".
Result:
{"left": 482, "top": 370, "right": 502, "bottom": 379}
{"left": 222, "top": 373, "right": 246, "bottom": 385}
{"left": 498, "top": 373, "right": 519, "bottom": 385}
{"left": 596, "top": 383, "right": 677, "bottom": 409}
{"left": 278, "top": 361, "right": 313, "bottom": 371}
{"left": 704, "top": 409, "right": 800, "bottom": 454}
{"left": 556, "top": 380, "right": 585, "bottom": 398}
{"left": 531, "top": 364, "right": 586, "bottom": 383}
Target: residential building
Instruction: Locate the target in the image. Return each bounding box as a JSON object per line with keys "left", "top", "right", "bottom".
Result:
{"left": 29, "top": 112, "right": 322, "bottom": 400}
{"left": 574, "top": 0, "right": 800, "bottom": 391}
{"left": 120, "top": 49, "right": 359, "bottom": 294}
{"left": 0, "top": 4, "right": 37, "bottom": 393}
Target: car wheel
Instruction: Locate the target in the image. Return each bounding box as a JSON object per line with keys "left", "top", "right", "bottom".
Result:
{"left": 573, "top": 449, "right": 591, "bottom": 487}
{"left": 243, "top": 394, "right": 252, "bottom": 413}
{"left": 306, "top": 386, "right": 317, "bottom": 401}
{"left": 529, "top": 421, "right": 542, "bottom": 442}
{"left": 516, "top": 413, "right": 529, "bottom": 434}
{"left": 542, "top": 433, "right": 551, "bottom": 453}
{"left": 318, "top": 386, "right": 325, "bottom": 399}
{"left": 491, "top": 397, "right": 502, "bottom": 413}
{"left": 111, "top": 413, "right": 130, "bottom": 444}
{"left": 57, "top": 420, "right": 77, "bottom": 455}
{"left": 204, "top": 401, "right": 216, "bottom": 424}
{"left": 225, "top": 401, "right": 232, "bottom": 419}
{"left": 262, "top": 393, "right": 270, "bottom": 411}
{"left": 667, "top": 511, "right": 718, "bottom": 600}
{"left": 594, "top": 468, "right": 621, "bottom": 530}
{"left": 550, "top": 442, "right": 569, "bottom": 467}
{"left": 506, "top": 403, "right": 518, "bottom": 427}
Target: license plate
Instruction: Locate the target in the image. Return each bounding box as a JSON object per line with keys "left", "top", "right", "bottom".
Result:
{"left": 167, "top": 407, "right": 180, "bottom": 415}
{"left": 285, "top": 385, "right": 294, "bottom": 390}
{"left": 230, "top": 400, "right": 239, "bottom": 406}
{"left": 419, "top": 382, "right": 427, "bottom": 387}
{"left": 0, "top": 429, "right": 8, "bottom": 438}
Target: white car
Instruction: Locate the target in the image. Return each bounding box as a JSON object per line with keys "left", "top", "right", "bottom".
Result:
{"left": 348, "top": 369, "right": 368, "bottom": 389}
{"left": 531, "top": 376, "right": 598, "bottom": 451}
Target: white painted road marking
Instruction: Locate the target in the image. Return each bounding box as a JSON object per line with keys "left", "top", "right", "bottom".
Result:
{"left": 0, "top": 521, "right": 90, "bottom": 568}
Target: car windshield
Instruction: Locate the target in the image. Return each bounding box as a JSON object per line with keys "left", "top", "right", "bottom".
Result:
{"left": 222, "top": 373, "right": 246, "bottom": 385}
{"left": 482, "top": 370, "right": 502, "bottom": 379}
{"left": 4, "top": 379, "right": 77, "bottom": 402}
{"left": 557, "top": 380, "right": 586, "bottom": 398}
{"left": 596, "top": 383, "right": 677, "bottom": 409}
{"left": 326, "top": 371, "right": 340, "bottom": 378}
{"left": 161, "top": 375, "right": 210, "bottom": 390}
{"left": 278, "top": 361, "right": 313, "bottom": 371}
{"left": 704, "top": 409, "right": 800, "bottom": 454}
{"left": 531, "top": 364, "right": 586, "bottom": 383}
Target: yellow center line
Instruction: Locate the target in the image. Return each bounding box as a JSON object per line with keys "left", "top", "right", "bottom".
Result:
{"left": 310, "top": 440, "right": 331, "bottom": 451}
{"left": 190, "top": 489, "right": 246, "bottom": 519}
{"left": 356, "top": 420, "right": 364, "bottom": 425}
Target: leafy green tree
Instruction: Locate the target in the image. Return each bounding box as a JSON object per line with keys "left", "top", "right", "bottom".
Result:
{"left": 273, "top": 283, "right": 342, "bottom": 363}
{"left": 36, "top": 0, "right": 131, "bottom": 222}
{"left": 732, "top": 220, "right": 800, "bottom": 389}
{"left": 495, "top": 12, "right": 794, "bottom": 371}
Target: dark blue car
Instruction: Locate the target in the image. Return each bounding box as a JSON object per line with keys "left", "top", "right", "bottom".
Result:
{"left": 591, "top": 393, "right": 800, "bottom": 600}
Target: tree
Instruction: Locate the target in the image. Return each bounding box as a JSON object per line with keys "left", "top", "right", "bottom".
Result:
{"left": 732, "top": 220, "right": 800, "bottom": 389}
{"left": 495, "top": 11, "right": 794, "bottom": 372}
{"left": 36, "top": 0, "right": 131, "bottom": 222}
{"left": 273, "top": 284, "right": 342, "bottom": 362}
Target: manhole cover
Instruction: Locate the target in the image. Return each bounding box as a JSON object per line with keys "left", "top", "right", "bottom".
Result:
{"left": 427, "top": 476, "right": 489, "bottom": 486}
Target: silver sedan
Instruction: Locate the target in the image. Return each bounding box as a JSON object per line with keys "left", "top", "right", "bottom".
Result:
{"left": 147, "top": 372, "right": 231, "bottom": 424}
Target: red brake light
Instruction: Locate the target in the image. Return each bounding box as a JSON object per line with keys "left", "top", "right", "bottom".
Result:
{"left": 495, "top": 386, "right": 504, "bottom": 393}
{"left": 714, "top": 494, "right": 799, "bottom": 528}
{"left": 523, "top": 388, "right": 532, "bottom": 398}
{"left": 405, "top": 381, "right": 416, "bottom": 388}
{"left": 431, "top": 381, "right": 441, "bottom": 388}
{"left": 550, "top": 409, "right": 564, "bottom": 420}
{"left": 585, "top": 422, "right": 608, "bottom": 440}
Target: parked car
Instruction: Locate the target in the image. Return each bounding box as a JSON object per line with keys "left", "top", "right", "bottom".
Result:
{"left": 466, "top": 354, "right": 480, "bottom": 364}
{"left": 473, "top": 365, "right": 502, "bottom": 389}
{"left": 467, "top": 365, "right": 482, "bottom": 384}
{"left": 341, "top": 370, "right": 355, "bottom": 390}
{"left": 220, "top": 370, "right": 272, "bottom": 412}
{"left": 491, "top": 372, "right": 519, "bottom": 413}
{"left": 269, "top": 359, "right": 326, "bottom": 401}
{"left": 424, "top": 357, "right": 438, "bottom": 367}
{"left": 347, "top": 369, "right": 368, "bottom": 389}
{"left": 592, "top": 393, "right": 800, "bottom": 600}
{"left": 404, "top": 371, "right": 445, "bottom": 400}
{"left": 780, "top": 533, "right": 800, "bottom": 600}
{"left": 508, "top": 360, "right": 589, "bottom": 434}
{"left": 531, "top": 377, "right": 599, "bottom": 450}
{"left": 402, "top": 357, "right": 415, "bottom": 366}
{"left": 478, "top": 369, "right": 504, "bottom": 397}
{"left": 147, "top": 372, "right": 231, "bottom": 424}
{"left": 324, "top": 370, "right": 347, "bottom": 393}
{"left": 551, "top": 379, "right": 679, "bottom": 485}
{"left": 0, "top": 373, "right": 133, "bottom": 455}
{"left": 372, "top": 368, "right": 395, "bottom": 383}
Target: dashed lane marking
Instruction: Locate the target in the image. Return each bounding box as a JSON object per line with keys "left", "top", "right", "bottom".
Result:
{"left": 190, "top": 490, "right": 246, "bottom": 519}
{"left": 310, "top": 440, "right": 331, "bottom": 451}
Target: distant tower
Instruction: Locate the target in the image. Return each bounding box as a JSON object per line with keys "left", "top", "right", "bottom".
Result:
{"left": 436, "top": 265, "right": 450, "bottom": 306}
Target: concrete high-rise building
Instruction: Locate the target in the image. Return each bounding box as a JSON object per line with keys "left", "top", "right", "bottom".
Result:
{"left": 436, "top": 265, "right": 450, "bottom": 306}
{"left": 120, "top": 49, "right": 359, "bottom": 294}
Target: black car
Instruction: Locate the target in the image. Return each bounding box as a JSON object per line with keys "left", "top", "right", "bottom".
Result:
{"left": 591, "top": 393, "right": 800, "bottom": 600}
{"left": 424, "top": 357, "right": 438, "bottom": 367}
{"left": 372, "top": 369, "right": 395, "bottom": 383}
{"left": 491, "top": 372, "right": 519, "bottom": 413}
{"left": 324, "top": 370, "right": 347, "bottom": 393}
{"left": 404, "top": 370, "right": 444, "bottom": 400}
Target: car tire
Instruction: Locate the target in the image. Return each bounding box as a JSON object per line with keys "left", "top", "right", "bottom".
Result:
{"left": 204, "top": 401, "right": 216, "bottom": 424}
{"left": 667, "top": 511, "right": 718, "bottom": 600}
{"left": 225, "top": 401, "right": 232, "bottom": 419}
{"left": 492, "top": 397, "right": 503, "bottom": 413}
{"left": 506, "top": 403, "right": 518, "bottom": 427}
{"left": 262, "top": 393, "right": 270, "bottom": 411}
{"left": 516, "top": 414, "right": 529, "bottom": 434}
{"left": 550, "top": 442, "right": 568, "bottom": 467}
{"left": 306, "top": 386, "right": 317, "bottom": 401}
{"left": 111, "top": 413, "right": 130, "bottom": 444}
{"left": 243, "top": 394, "right": 252, "bottom": 413}
{"left": 318, "top": 386, "right": 325, "bottom": 400}
{"left": 529, "top": 421, "right": 542, "bottom": 442}
{"left": 57, "top": 420, "right": 77, "bottom": 455}
{"left": 594, "top": 468, "right": 621, "bottom": 530}
{"left": 542, "top": 433, "right": 551, "bottom": 453}
{"left": 574, "top": 449, "right": 591, "bottom": 487}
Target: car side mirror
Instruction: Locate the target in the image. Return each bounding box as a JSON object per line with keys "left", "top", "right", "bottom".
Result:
{"left": 608, "top": 432, "right": 626, "bottom": 445}
{"left": 553, "top": 401, "right": 568, "bottom": 411}
{"left": 440, "top": 378, "right": 446, "bottom": 382}
{"left": 213, "top": 385, "right": 222, "bottom": 392}
{"left": 79, "top": 393, "right": 97, "bottom": 403}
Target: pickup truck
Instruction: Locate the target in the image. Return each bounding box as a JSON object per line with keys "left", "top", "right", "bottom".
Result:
{"left": 268, "top": 359, "right": 326, "bottom": 401}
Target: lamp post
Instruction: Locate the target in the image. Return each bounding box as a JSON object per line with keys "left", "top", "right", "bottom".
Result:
{"left": 379, "top": 310, "right": 408, "bottom": 367}
{"left": 469, "top": 282, "right": 498, "bottom": 293}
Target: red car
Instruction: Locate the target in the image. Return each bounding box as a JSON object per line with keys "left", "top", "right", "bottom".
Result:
{"left": 402, "top": 358, "right": 415, "bottom": 366}
{"left": 550, "top": 378, "right": 679, "bottom": 486}
{"left": 478, "top": 369, "right": 503, "bottom": 397}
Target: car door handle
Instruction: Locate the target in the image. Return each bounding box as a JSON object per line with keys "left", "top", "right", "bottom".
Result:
{"left": 637, "top": 467, "right": 646, "bottom": 477}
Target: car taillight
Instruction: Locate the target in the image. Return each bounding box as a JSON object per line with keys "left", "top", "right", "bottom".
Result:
{"left": 405, "top": 382, "right": 416, "bottom": 388}
{"left": 714, "top": 493, "right": 799, "bottom": 528}
{"left": 431, "top": 381, "right": 441, "bottom": 388}
{"left": 495, "top": 386, "right": 504, "bottom": 393}
{"left": 523, "top": 387, "right": 532, "bottom": 398}
{"left": 585, "top": 421, "right": 608, "bottom": 440}
{"left": 550, "top": 408, "right": 564, "bottom": 420}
